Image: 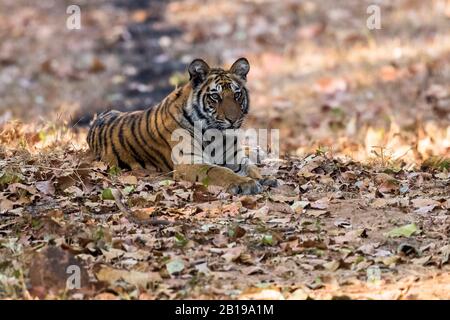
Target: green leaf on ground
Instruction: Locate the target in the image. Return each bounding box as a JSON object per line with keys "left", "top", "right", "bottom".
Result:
{"left": 174, "top": 233, "right": 188, "bottom": 247}
{"left": 261, "top": 234, "right": 274, "bottom": 246}
{"left": 101, "top": 188, "right": 114, "bottom": 200}
{"left": 385, "top": 223, "right": 420, "bottom": 238}
{"left": 108, "top": 166, "right": 121, "bottom": 176}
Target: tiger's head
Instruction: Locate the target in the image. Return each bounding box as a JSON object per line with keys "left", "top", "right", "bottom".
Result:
{"left": 187, "top": 58, "right": 250, "bottom": 130}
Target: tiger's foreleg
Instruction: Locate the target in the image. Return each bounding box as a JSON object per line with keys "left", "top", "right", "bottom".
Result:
{"left": 224, "top": 159, "right": 278, "bottom": 187}
{"left": 173, "top": 164, "right": 262, "bottom": 195}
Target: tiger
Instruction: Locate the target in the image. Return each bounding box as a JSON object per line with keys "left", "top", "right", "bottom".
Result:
{"left": 87, "top": 57, "right": 271, "bottom": 194}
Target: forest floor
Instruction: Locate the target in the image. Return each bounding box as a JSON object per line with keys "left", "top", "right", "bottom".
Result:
{"left": 0, "top": 0, "right": 449, "bottom": 299}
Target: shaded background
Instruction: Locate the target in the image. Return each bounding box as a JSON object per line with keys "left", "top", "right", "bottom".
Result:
{"left": 0, "top": 0, "right": 449, "bottom": 162}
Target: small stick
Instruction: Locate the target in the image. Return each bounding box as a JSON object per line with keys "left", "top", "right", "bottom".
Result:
{"left": 111, "top": 188, "right": 172, "bottom": 226}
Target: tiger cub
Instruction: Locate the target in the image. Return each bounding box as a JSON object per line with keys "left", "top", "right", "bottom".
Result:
{"left": 87, "top": 58, "right": 265, "bottom": 194}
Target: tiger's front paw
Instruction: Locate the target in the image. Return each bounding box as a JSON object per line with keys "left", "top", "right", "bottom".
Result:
{"left": 227, "top": 179, "right": 262, "bottom": 195}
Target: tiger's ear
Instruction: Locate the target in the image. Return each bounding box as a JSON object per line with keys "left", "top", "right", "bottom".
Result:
{"left": 188, "top": 59, "right": 210, "bottom": 87}
{"left": 229, "top": 57, "right": 250, "bottom": 81}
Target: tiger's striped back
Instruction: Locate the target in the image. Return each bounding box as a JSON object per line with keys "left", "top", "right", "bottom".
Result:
{"left": 87, "top": 86, "right": 189, "bottom": 171}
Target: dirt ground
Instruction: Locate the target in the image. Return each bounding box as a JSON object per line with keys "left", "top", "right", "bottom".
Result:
{"left": 0, "top": 0, "right": 449, "bottom": 299}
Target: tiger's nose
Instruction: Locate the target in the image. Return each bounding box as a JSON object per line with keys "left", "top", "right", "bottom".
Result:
{"left": 224, "top": 113, "right": 242, "bottom": 125}
{"left": 223, "top": 104, "right": 242, "bottom": 122}
{"left": 219, "top": 93, "right": 242, "bottom": 122}
{"left": 225, "top": 115, "right": 238, "bottom": 123}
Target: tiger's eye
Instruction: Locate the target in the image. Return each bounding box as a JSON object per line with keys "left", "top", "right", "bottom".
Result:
{"left": 234, "top": 92, "right": 241, "bottom": 99}
{"left": 210, "top": 93, "right": 220, "bottom": 101}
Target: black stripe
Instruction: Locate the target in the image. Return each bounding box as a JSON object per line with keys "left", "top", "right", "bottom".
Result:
{"left": 195, "top": 89, "right": 203, "bottom": 106}
{"left": 91, "top": 126, "right": 101, "bottom": 160}
{"left": 111, "top": 143, "right": 131, "bottom": 170}
{"left": 192, "top": 102, "right": 207, "bottom": 123}
{"left": 92, "top": 128, "right": 98, "bottom": 156}
{"left": 154, "top": 106, "right": 175, "bottom": 170}
{"left": 132, "top": 114, "right": 166, "bottom": 169}
{"left": 242, "top": 87, "right": 249, "bottom": 113}
{"left": 89, "top": 128, "right": 95, "bottom": 150}
{"left": 144, "top": 107, "right": 160, "bottom": 144}
{"left": 116, "top": 119, "right": 128, "bottom": 152}
{"left": 145, "top": 108, "right": 152, "bottom": 141}
{"left": 160, "top": 100, "right": 174, "bottom": 135}
{"left": 202, "top": 94, "right": 208, "bottom": 112}
{"left": 194, "top": 82, "right": 212, "bottom": 119}
{"left": 195, "top": 92, "right": 209, "bottom": 119}
{"left": 165, "top": 106, "right": 195, "bottom": 151}
{"left": 182, "top": 108, "right": 195, "bottom": 127}
{"left": 165, "top": 105, "right": 185, "bottom": 131}
{"left": 110, "top": 122, "right": 130, "bottom": 170}
{"left": 144, "top": 108, "right": 166, "bottom": 152}
{"left": 97, "top": 122, "right": 108, "bottom": 159}
{"left": 174, "top": 88, "right": 182, "bottom": 100}
{"left": 132, "top": 115, "right": 156, "bottom": 166}
{"left": 101, "top": 113, "right": 119, "bottom": 159}
{"left": 142, "top": 109, "right": 174, "bottom": 171}
{"left": 152, "top": 104, "right": 164, "bottom": 141}
{"left": 118, "top": 118, "right": 147, "bottom": 169}
{"left": 153, "top": 104, "right": 172, "bottom": 149}
{"left": 157, "top": 153, "right": 173, "bottom": 171}
{"left": 87, "top": 127, "right": 93, "bottom": 150}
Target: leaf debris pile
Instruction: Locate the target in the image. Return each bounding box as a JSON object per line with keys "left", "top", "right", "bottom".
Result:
{"left": 0, "top": 128, "right": 449, "bottom": 299}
